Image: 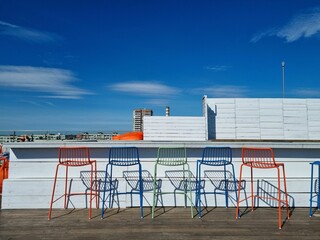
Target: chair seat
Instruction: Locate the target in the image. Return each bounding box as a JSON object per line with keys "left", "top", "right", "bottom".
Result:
{"left": 60, "top": 160, "right": 93, "bottom": 166}
{"left": 243, "top": 161, "right": 284, "bottom": 169}
{"left": 201, "top": 160, "right": 230, "bottom": 166}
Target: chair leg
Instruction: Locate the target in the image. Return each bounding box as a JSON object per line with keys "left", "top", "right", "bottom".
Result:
{"left": 196, "top": 161, "right": 201, "bottom": 218}
{"left": 187, "top": 164, "right": 194, "bottom": 218}
{"left": 250, "top": 166, "right": 254, "bottom": 212}
{"left": 88, "top": 163, "right": 94, "bottom": 219}
{"left": 101, "top": 164, "right": 109, "bottom": 219}
{"left": 309, "top": 163, "right": 314, "bottom": 217}
{"left": 139, "top": 163, "right": 144, "bottom": 218}
{"left": 236, "top": 164, "right": 244, "bottom": 219}
{"left": 94, "top": 162, "right": 98, "bottom": 209}
{"left": 152, "top": 164, "right": 158, "bottom": 219}
{"left": 317, "top": 165, "right": 320, "bottom": 210}
{"left": 281, "top": 165, "right": 290, "bottom": 220}
{"left": 224, "top": 165, "right": 228, "bottom": 208}
{"left": 48, "top": 164, "right": 60, "bottom": 220}
{"left": 277, "top": 167, "right": 282, "bottom": 229}
{"left": 64, "top": 165, "right": 69, "bottom": 209}
{"left": 231, "top": 163, "right": 239, "bottom": 215}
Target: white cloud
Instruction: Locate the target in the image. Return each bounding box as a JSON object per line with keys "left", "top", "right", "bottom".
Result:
{"left": 109, "top": 81, "right": 181, "bottom": 96}
{"left": 205, "top": 65, "right": 231, "bottom": 72}
{"left": 251, "top": 7, "right": 320, "bottom": 43}
{"left": 0, "top": 20, "right": 61, "bottom": 43}
{"left": 292, "top": 88, "right": 320, "bottom": 97}
{"left": 0, "top": 65, "right": 91, "bottom": 99}
{"left": 194, "top": 85, "right": 249, "bottom": 97}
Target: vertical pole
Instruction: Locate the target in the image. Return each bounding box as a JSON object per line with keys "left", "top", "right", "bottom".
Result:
{"left": 282, "top": 61, "right": 285, "bottom": 98}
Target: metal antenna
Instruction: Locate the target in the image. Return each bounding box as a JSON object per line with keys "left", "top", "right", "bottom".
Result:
{"left": 282, "top": 61, "right": 285, "bottom": 98}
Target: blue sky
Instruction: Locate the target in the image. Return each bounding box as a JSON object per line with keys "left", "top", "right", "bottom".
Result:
{"left": 0, "top": 0, "right": 320, "bottom": 132}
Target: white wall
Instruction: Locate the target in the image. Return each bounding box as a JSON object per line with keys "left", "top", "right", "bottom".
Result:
{"left": 2, "top": 141, "right": 319, "bottom": 209}
{"left": 143, "top": 116, "right": 206, "bottom": 141}
{"left": 205, "top": 98, "right": 320, "bottom": 140}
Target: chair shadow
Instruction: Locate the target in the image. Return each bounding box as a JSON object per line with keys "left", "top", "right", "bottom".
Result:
{"left": 123, "top": 170, "right": 164, "bottom": 208}
{"left": 239, "top": 179, "right": 295, "bottom": 227}
{"left": 80, "top": 170, "right": 120, "bottom": 214}
{"left": 310, "top": 178, "right": 319, "bottom": 216}
{"left": 199, "top": 170, "right": 248, "bottom": 217}
{"left": 164, "top": 170, "right": 201, "bottom": 208}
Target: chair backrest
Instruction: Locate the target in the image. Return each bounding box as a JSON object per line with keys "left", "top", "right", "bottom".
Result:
{"left": 58, "top": 146, "right": 92, "bottom": 166}
{"left": 242, "top": 147, "right": 277, "bottom": 168}
{"left": 200, "top": 147, "right": 232, "bottom": 165}
{"left": 156, "top": 147, "right": 187, "bottom": 166}
{"left": 108, "top": 147, "right": 140, "bottom": 166}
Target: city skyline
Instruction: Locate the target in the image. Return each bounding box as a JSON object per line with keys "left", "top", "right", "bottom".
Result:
{"left": 1, "top": 1, "right": 320, "bottom": 131}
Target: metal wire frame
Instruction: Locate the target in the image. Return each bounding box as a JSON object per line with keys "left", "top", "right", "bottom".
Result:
{"left": 48, "top": 146, "right": 98, "bottom": 220}
{"left": 309, "top": 161, "right": 320, "bottom": 217}
{"left": 152, "top": 147, "right": 194, "bottom": 219}
{"left": 196, "top": 147, "right": 238, "bottom": 218}
{"left": 101, "top": 147, "right": 143, "bottom": 219}
{"left": 236, "top": 147, "right": 290, "bottom": 229}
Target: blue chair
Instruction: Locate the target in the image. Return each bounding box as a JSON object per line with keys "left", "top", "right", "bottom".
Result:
{"left": 101, "top": 147, "right": 143, "bottom": 218}
{"left": 196, "top": 147, "right": 238, "bottom": 217}
{"left": 309, "top": 161, "right": 320, "bottom": 217}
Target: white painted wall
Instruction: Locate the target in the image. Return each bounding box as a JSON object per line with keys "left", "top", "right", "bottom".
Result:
{"left": 2, "top": 142, "right": 319, "bottom": 209}
{"left": 143, "top": 116, "right": 206, "bottom": 141}
{"left": 205, "top": 98, "right": 320, "bottom": 140}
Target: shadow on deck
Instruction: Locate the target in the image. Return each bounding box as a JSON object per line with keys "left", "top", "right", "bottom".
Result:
{"left": 0, "top": 207, "right": 319, "bottom": 239}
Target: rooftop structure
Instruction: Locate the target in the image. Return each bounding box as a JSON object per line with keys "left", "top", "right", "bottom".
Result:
{"left": 133, "top": 109, "right": 153, "bottom": 132}
{"left": 143, "top": 96, "right": 320, "bottom": 141}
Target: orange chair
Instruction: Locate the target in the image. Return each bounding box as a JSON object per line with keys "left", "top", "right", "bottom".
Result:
{"left": 0, "top": 156, "right": 9, "bottom": 193}
{"left": 0, "top": 144, "right": 9, "bottom": 193}
{"left": 236, "top": 147, "right": 289, "bottom": 229}
{"left": 48, "top": 146, "right": 97, "bottom": 220}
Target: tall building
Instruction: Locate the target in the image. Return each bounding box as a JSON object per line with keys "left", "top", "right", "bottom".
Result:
{"left": 133, "top": 109, "right": 153, "bottom": 132}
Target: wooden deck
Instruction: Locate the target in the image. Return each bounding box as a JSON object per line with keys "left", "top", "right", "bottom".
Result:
{"left": 1, "top": 207, "right": 320, "bottom": 239}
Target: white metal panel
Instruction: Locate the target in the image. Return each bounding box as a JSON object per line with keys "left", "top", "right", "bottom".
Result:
{"left": 207, "top": 98, "right": 320, "bottom": 140}
{"left": 143, "top": 116, "right": 206, "bottom": 141}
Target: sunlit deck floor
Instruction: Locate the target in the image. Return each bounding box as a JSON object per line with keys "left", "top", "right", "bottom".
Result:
{"left": 0, "top": 207, "right": 320, "bottom": 239}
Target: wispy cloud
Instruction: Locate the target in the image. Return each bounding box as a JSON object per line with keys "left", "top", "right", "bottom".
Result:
{"left": 251, "top": 7, "right": 320, "bottom": 43}
{"left": 194, "top": 85, "right": 249, "bottom": 98}
{"left": 0, "top": 65, "right": 91, "bottom": 99}
{"left": 0, "top": 20, "right": 61, "bottom": 43}
{"left": 109, "top": 81, "right": 181, "bottom": 96}
{"left": 292, "top": 88, "right": 320, "bottom": 97}
{"left": 205, "top": 65, "right": 231, "bottom": 72}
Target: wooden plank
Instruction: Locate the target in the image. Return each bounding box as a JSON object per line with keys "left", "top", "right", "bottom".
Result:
{"left": 0, "top": 208, "right": 319, "bottom": 239}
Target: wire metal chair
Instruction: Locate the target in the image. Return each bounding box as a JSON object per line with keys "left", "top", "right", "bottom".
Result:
{"left": 236, "top": 147, "right": 290, "bottom": 229}
{"left": 101, "top": 147, "right": 143, "bottom": 218}
{"left": 48, "top": 146, "right": 97, "bottom": 220}
{"left": 152, "top": 147, "right": 194, "bottom": 218}
{"left": 196, "top": 147, "right": 238, "bottom": 217}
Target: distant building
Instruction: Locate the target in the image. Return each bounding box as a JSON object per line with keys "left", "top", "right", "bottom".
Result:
{"left": 133, "top": 109, "right": 153, "bottom": 132}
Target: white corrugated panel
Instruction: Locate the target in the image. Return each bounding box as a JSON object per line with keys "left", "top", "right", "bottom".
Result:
{"left": 143, "top": 116, "right": 206, "bottom": 141}
{"left": 205, "top": 98, "right": 320, "bottom": 140}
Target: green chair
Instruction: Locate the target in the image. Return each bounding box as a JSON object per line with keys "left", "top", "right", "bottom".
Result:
{"left": 152, "top": 147, "right": 194, "bottom": 218}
